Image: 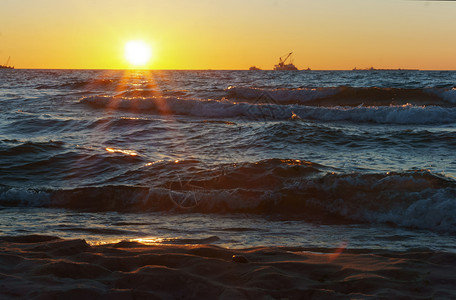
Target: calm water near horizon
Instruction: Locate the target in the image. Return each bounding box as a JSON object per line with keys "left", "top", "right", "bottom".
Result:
{"left": 1, "top": 69, "right": 455, "bottom": 252}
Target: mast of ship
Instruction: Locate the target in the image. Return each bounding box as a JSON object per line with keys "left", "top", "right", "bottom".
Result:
{"left": 6, "top": 56, "right": 11, "bottom": 67}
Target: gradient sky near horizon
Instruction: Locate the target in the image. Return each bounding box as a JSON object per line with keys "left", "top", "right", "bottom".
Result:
{"left": 0, "top": 0, "right": 455, "bottom": 70}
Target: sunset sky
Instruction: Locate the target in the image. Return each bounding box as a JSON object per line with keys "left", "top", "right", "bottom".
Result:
{"left": 0, "top": 0, "right": 455, "bottom": 70}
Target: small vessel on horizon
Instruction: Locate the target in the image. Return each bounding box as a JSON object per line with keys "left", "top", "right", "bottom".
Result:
{"left": 249, "top": 66, "right": 261, "bottom": 71}
{"left": 274, "top": 52, "right": 298, "bottom": 71}
{"left": 0, "top": 56, "right": 14, "bottom": 69}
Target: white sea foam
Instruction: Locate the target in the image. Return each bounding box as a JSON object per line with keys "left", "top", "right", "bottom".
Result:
{"left": 373, "top": 188, "right": 456, "bottom": 231}
{"left": 0, "top": 188, "right": 51, "bottom": 207}
{"left": 430, "top": 87, "right": 456, "bottom": 104}
{"left": 297, "top": 104, "right": 456, "bottom": 124}
{"left": 228, "top": 86, "right": 456, "bottom": 106}
{"left": 295, "top": 172, "right": 456, "bottom": 232}
{"left": 81, "top": 96, "right": 456, "bottom": 124}
{"left": 1, "top": 170, "right": 455, "bottom": 232}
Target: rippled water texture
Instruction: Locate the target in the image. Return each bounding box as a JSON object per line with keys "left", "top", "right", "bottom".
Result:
{"left": 1, "top": 69, "right": 455, "bottom": 249}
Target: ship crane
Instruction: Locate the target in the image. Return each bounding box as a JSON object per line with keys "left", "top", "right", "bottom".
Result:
{"left": 278, "top": 52, "right": 293, "bottom": 67}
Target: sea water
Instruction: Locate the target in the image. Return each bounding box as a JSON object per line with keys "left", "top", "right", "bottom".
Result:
{"left": 1, "top": 69, "right": 455, "bottom": 251}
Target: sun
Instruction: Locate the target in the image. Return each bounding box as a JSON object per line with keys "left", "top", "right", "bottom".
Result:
{"left": 125, "top": 40, "right": 152, "bottom": 67}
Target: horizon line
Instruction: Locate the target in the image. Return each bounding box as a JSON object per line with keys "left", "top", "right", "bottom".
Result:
{"left": 6, "top": 68, "right": 456, "bottom": 71}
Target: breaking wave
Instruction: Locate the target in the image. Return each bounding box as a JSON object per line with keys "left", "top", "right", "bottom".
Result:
{"left": 1, "top": 159, "right": 455, "bottom": 233}
{"left": 80, "top": 95, "right": 456, "bottom": 124}
{"left": 226, "top": 86, "right": 456, "bottom": 106}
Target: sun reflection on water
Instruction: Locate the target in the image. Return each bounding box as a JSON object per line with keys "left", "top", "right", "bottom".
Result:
{"left": 132, "top": 237, "right": 165, "bottom": 245}
{"left": 87, "top": 237, "right": 165, "bottom": 246}
{"left": 105, "top": 147, "right": 138, "bottom": 156}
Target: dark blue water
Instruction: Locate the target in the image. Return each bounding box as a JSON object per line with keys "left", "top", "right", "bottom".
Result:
{"left": 1, "top": 69, "right": 455, "bottom": 250}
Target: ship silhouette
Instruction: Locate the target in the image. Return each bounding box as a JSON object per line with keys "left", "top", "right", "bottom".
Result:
{"left": 0, "top": 56, "right": 14, "bottom": 69}
{"left": 274, "top": 52, "right": 298, "bottom": 71}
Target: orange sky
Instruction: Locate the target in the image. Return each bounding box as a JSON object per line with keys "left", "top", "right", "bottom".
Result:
{"left": 0, "top": 0, "right": 455, "bottom": 70}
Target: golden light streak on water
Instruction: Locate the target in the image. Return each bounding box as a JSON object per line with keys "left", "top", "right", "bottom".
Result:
{"left": 105, "top": 147, "right": 138, "bottom": 156}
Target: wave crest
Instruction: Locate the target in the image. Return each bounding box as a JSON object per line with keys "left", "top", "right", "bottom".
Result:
{"left": 80, "top": 95, "right": 456, "bottom": 124}
{"left": 1, "top": 164, "right": 455, "bottom": 233}
{"left": 226, "top": 86, "right": 456, "bottom": 107}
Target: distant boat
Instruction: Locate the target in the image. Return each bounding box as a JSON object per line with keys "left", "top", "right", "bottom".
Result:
{"left": 0, "top": 56, "right": 14, "bottom": 69}
{"left": 249, "top": 66, "right": 261, "bottom": 71}
{"left": 274, "top": 52, "right": 298, "bottom": 71}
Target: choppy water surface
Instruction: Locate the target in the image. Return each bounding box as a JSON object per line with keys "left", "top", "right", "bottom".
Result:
{"left": 1, "top": 69, "right": 455, "bottom": 251}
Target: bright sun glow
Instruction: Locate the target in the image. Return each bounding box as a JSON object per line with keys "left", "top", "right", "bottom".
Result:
{"left": 125, "top": 40, "right": 152, "bottom": 67}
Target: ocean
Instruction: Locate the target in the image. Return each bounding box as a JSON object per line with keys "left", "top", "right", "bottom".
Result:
{"left": 1, "top": 69, "right": 455, "bottom": 252}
